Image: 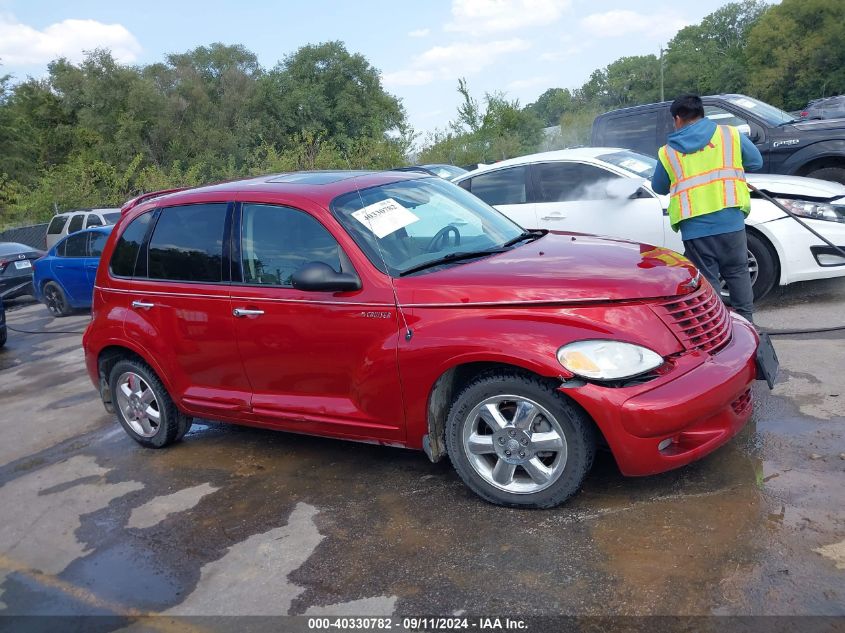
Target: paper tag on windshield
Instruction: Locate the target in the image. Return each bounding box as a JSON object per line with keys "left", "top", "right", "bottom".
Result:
{"left": 352, "top": 198, "right": 419, "bottom": 238}
{"left": 619, "top": 158, "right": 651, "bottom": 173}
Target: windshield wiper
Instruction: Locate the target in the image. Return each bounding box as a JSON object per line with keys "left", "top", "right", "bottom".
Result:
{"left": 398, "top": 248, "right": 507, "bottom": 277}
{"left": 501, "top": 230, "right": 542, "bottom": 248}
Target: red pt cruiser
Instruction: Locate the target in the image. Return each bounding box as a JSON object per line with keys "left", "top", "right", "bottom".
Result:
{"left": 82, "top": 171, "right": 760, "bottom": 508}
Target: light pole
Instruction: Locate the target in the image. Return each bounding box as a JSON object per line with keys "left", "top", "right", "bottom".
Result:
{"left": 659, "top": 45, "right": 665, "bottom": 102}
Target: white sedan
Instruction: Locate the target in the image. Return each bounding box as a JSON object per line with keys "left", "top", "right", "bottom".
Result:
{"left": 453, "top": 148, "right": 845, "bottom": 300}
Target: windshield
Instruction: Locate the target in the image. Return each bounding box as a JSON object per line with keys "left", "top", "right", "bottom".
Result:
{"left": 597, "top": 150, "right": 657, "bottom": 179}
{"left": 331, "top": 177, "right": 524, "bottom": 276}
{"left": 425, "top": 164, "right": 468, "bottom": 179}
{"left": 727, "top": 95, "right": 797, "bottom": 126}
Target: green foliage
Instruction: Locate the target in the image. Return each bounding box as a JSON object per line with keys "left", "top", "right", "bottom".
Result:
{"left": 419, "top": 80, "right": 543, "bottom": 165}
{"left": 0, "top": 42, "right": 409, "bottom": 228}
{"left": 745, "top": 0, "right": 845, "bottom": 109}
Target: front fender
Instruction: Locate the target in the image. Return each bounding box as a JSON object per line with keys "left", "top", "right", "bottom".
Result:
{"left": 780, "top": 139, "right": 845, "bottom": 175}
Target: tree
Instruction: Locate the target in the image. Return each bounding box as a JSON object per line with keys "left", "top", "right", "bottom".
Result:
{"left": 745, "top": 0, "right": 845, "bottom": 109}
{"left": 664, "top": 0, "right": 769, "bottom": 97}
{"left": 258, "top": 41, "right": 404, "bottom": 153}
{"left": 525, "top": 88, "right": 574, "bottom": 127}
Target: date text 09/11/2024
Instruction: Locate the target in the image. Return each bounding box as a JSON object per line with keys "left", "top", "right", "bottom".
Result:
{"left": 307, "top": 617, "right": 528, "bottom": 631}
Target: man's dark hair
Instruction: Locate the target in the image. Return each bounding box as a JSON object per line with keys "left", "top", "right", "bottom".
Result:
{"left": 670, "top": 94, "right": 705, "bottom": 121}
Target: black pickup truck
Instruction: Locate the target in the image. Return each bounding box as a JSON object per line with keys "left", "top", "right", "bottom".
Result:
{"left": 592, "top": 94, "right": 845, "bottom": 184}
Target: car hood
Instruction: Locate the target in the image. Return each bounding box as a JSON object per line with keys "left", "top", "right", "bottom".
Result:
{"left": 395, "top": 232, "right": 699, "bottom": 306}
{"left": 790, "top": 118, "right": 845, "bottom": 132}
{"left": 746, "top": 173, "right": 845, "bottom": 201}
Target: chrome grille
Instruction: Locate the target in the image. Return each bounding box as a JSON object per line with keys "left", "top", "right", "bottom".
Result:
{"left": 655, "top": 284, "right": 732, "bottom": 354}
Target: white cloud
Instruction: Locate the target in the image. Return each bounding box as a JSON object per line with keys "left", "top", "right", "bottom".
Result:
{"left": 580, "top": 9, "right": 688, "bottom": 39}
{"left": 382, "top": 69, "right": 435, "bottom": 87}
{"left": 446, "top": 0, "right": 572, "bottom": 34}
{"left": 507, "top": 76, "right": 551, "bottom": 91}
{"left": 408, "top": 28, "right": 430, "bottom": 38}
{"left": 0, "top": 13, "right": 141, "bottom": 66}
{"left": 384, "top": 38, "right": 531, "bottom": 87}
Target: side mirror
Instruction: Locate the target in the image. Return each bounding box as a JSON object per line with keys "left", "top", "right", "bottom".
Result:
{"left": 605, "top": 178, "right": 647, "bottom": 200}
{"left": 291, "top": 262, "right": 361, "bottom": 292}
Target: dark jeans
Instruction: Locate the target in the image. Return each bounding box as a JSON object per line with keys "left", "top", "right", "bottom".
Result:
{"left": 683, "top": 229, "right": 755, "bottom": 322}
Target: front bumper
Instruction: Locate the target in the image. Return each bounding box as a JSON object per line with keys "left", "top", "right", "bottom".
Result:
{"left": 564, "top": 316, "right": 758, "bottom": 476}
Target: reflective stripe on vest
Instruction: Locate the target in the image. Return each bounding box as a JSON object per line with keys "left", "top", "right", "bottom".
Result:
{"left": 658, "top": 125, "right": 751, "bottom": 231}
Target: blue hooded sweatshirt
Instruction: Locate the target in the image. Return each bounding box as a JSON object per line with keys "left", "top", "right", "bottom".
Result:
{"left": 650, "top": 117, "right": 763, "bottom": 241}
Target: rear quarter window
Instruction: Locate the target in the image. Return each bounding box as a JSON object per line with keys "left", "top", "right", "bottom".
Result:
{"left": 47, "top": 216, "right": 68, "bottom": 235}
{"left": 110, "top": 212, "right": 154, "bottom": 277}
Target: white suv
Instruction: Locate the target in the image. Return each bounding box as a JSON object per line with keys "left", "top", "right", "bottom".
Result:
{"left": 45, "top": 208, "right": 121, "bottom": 249}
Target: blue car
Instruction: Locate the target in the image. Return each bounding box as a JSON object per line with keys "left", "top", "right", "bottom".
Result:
{"left": 33, "top": 226, "right": 113, "bottom": 316}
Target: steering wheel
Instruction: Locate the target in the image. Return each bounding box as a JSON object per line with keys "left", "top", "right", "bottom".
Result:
{"left": 426, "top": 225, "right": 461, "bottom": 252}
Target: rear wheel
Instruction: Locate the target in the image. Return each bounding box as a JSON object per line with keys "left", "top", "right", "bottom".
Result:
{"left": 43, "top": 282, "right": 72, "bottom": 317}
{"left": 109, "top": 359, "right": 192, "bottom": 448}
{"left": 446, "top": 370, "right": 596, "bottom": 508}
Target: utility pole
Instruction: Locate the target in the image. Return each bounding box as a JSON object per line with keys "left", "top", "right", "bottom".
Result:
{"left": 659, "top": 45, "right": 665, "bottom": 102}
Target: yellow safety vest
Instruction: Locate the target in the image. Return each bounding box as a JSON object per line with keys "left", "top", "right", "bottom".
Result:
{"left": 658, "top": 124, "right": 751, "bottom": 232}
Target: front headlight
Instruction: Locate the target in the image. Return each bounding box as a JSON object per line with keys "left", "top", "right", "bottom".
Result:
{"left": 775, "top": 198, "right": 845, "bottom": 223}
{"left": 557, "top": 340, "right": 664, "bottom": 381}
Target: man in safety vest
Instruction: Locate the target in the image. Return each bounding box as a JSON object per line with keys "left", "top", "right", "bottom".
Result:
{"left": 651, "top": 94, "right": 763, "bottom": 322}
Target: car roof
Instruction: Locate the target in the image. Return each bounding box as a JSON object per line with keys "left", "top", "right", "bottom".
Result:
{"left": 452, "top": 147, "right": 634, "bottom": 180}
{"left": 129, "top": 170, "right": 427, "bottom": 213}
{"left": 595, "top": 94, "right": 753, "bottom": 118}
{"left": 53, "top": 225, "right": 113, "bottom": 245}
{"left": 54, "top": 208, "right": 120, "bottom": 217}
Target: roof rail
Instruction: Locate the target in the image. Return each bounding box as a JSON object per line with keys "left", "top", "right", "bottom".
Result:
{"left": 120, "top": 188, "right": 188, "bottom": 214}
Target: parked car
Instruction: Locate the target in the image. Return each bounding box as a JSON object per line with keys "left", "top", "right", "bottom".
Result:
{"left": 0, "top": 242, "right": 44, "bottom": 300}
{"left": 45, "top": 208, "right": 121, "bottom": 249}
{"left": 83, "top": 172, "right": 760, "bottom": 508}
{"left": 592, "top": 94, "right": 845, "bottom": 184}
{"left": 799, "top": 96, "right": 845, "bottom": 121}
{"left": 33, "top": 226, "right": 112, "bottom": 316}
{"left": 0, "top": 297, "right": 6, "bottom": 348}
{"left": 454, "top": 148, "right": 845, "bottom": 301}
{"left": 392, "top": 164, "right": 469, "bottom": 179}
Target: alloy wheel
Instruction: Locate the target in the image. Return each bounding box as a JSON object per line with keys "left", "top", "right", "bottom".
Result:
{"left": 115, "top": 371, "right": 161, "bottom": 438}
{"left": 720, "top": 248, "right": 758, "bottom": 297}
{"left": 462, "top": 395, "right": 568, "bottom": 494}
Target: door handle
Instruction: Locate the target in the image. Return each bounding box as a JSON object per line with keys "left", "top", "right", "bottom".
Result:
{"left": 540, "top": 214, "right": 566, "bottom": 221}
{"left": 131, "top": 301, "right": 155, "bottom": 310}
{"left": 233, "top": 308, "right": 264, "bottom": 317}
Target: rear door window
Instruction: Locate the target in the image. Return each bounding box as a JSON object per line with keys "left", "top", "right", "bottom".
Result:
{"left": 533, "top": 162, "right": 622, "bottom": 202}
{"left": 467, "top": 167, "right": 528, "bottom": 206}
{"left": 63, "top": 233, "right": 88, "bottom": 257}
{"left": 86, "top": 214, "right": 104, "bottom": 228}
{"left": 600, "top": 111, "right": 660, "bottom": 157}
{"left": 67, "top": 214, "right": 85, "bottom": 234}
{"left": 240, "top": 204, "right": 342, "bottom": 287}
{"left": 148, "top": 204, "right": 228, "bottom": 283}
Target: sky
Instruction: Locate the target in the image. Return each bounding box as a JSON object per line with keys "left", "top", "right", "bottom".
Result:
{"left": 0, "top": 0, "right": 749, "bottom": 136}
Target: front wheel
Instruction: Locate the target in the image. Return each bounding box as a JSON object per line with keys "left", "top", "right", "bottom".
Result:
{"left": 446, "top": 371, "right": 596, "bottom": 508}
{"left": 720, "top": 233, "right": 777, "bottom": 302}
{"left": 109, "top": 359, "right": 192, "bottom": 448}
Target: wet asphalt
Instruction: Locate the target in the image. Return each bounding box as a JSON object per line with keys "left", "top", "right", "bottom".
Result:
{"left": 0, "top": 280, "right": 843, "bottom": 624}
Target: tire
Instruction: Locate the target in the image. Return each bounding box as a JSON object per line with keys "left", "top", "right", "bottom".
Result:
{"left": 807, "top": 166, "right": 845, "bottom": 185}
{"left": 446, "top": 370, "right": 596, "bottom": 508}
{"left": 43, "top": 281, "right": 72, "bottom": 317}
{"left": 747, "top": 232, "right": 777, "bottom": 301}
{"left": 109, "top": 359, "right": 193, "bottom": 448}
{"left": 0, "top": 328, "right": 6, "bottom": 348}
{"left": 719, "top": 232, "right": 777, "bottom": 302}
